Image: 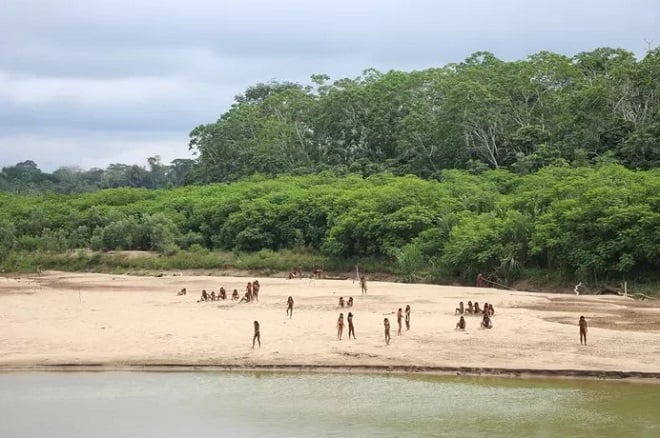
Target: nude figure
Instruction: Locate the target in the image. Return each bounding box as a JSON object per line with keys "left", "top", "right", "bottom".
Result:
{"left": 337, "top": 313, "right": 344, "bottom": 340}
{"left": 347, "top": 312, "right": 356, "bottom": 339}
{"left": 286, "top": 296, "right": 294, "bottom": 318}
{"left": 252, "top": 320, "right": 261, "bottom": 348}
{"left": 384, "top": 318, "right": 391, "bottom": 345}
{"left": 252, "top": 280, "right": 260, "bottom": 302}
{"left": 579, "top": 315, "right": 588, "bottom": 345}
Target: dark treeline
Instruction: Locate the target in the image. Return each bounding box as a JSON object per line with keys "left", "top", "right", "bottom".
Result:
{"left": 2, "top": 47, "right": 659, "bottom": 194}
{"left": 0, "top": 157, "right": 195, "bottom": 194}
{"left": 1, "top": 166, "right": 658, "bottom": 285}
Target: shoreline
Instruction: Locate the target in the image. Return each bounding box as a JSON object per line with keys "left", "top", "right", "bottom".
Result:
{"left": 3, "top": 363, "right": 660, "bottom": 383}
{"left": 2, "top": 271, "right": 659, "bottom": 382}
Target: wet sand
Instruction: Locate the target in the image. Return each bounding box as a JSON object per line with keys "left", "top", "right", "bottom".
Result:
{"left": 1, "top": 271, "right": 659, "bottom": 379}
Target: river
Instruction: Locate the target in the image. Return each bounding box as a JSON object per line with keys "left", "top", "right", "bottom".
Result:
{"left": 0, "top": 372, "right": 658, "bottom": 437}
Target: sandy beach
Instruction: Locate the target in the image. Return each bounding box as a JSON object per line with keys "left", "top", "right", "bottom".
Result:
{"left": 1, "top": 271, "right": 659, "bottom": 378}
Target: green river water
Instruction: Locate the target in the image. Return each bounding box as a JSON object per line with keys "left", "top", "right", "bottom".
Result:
{"left": 0, "top": 372, "right": 658, "bottom": 437}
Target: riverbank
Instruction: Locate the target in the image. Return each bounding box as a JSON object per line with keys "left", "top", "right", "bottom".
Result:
{"left": 2, "top": 271, "right": 659, "bottom": 379}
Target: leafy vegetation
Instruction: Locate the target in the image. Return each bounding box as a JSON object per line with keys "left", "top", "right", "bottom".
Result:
{"left": 1, "top": 166, "right": 658, "bottom": 291}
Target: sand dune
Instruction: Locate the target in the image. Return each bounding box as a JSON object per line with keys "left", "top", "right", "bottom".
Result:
{"left": 1, "top": 271, "right": 659, "bottom": 378}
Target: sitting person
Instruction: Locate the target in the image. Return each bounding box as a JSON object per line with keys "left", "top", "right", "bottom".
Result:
{"left": 210, "top": 291, "right": 217, "bottom": 301}
{"left": 240, "top": 292, "right": 250, "bottom": 303}
{"left": 482, "top": 302, "right": 488, "bottom": 314}
{"left": 488, "top": 303, "right": 494, "bottom": 316}
{"left": 466, "top": 301, "right": 474, "bottom": 314}
{"left": 198, "top": 289, "right": 209, "bottom": 302}
{"left": 456, "top": 316, "right": 466, "bottom": 330}
{"left": 481, "top": 314, "right": 493, "bottom": 329}
{"left": 338, "top": 297, "right": 345, "bottom": 308}
{"left": 455, "top": 301, "right": 464, "bottom": 315}
{"left": 231, "top": 289, "right": 239, "bottom": 300}
{"left": 474, "top": 302, "right": 481, "bottom": 314}
{"left": 177, "top": 287, "right": 187, "bottom": 296}
{"left": 219, "top": 287, "right": 226, "bottom": 300}
{"left": 347, "top": 297, "right": 354, "bottom": 308}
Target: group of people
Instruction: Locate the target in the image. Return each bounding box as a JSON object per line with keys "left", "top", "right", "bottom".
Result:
{"left": 288, "top": 267, "right": 326, "bottom": 280}
{"left": 185, "top": 280, "right": 261, "bottom": 303}
{"left": 335, "top": 312, "right": 356, "bottom": 340}
{"left": 184, "top": 276, "right": 591, "bottom": 348}
{"left": 239, "top": 280, "right": 260, "bottom": 303}
{"left": 338, "top": 296, "right": 354, "bottom": 308}
{"left": 455, "top": 300, "right": 495, "bottom": 330}
{"left": 381, "top": 305, "right": 412, "bottom": 344}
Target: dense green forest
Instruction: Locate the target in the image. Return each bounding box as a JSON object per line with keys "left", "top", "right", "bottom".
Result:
{"left": 1, "top": 166, "right": 658, "bottom": 288}
{"left": 1, "top": 48, "right": 658, "bottom": 291}
{"left": 189, "top": 47, "right": 660, "bottom": 181}
{"left": 1, "top": 48, "right": 659, "bottom": 193}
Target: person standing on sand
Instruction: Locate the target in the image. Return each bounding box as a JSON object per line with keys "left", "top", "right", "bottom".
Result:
{"left": 337, "top": 313, "right": 345, "bottom": 340}
{"left": 286, "top": 296, "right": 294, "bottom": 318}
{"left": 252, "top": 280, "right": 260, "bottom": 302}
{"left": 252, "top": 321, "right": 261, "bottom": 349}
{"left": 397, "top": 308, "right": 403, "bottom": 335}
{"left": 579, "top": 316, "right": 588, "bottom": 345}
{"left": 405, "top": 305, "right": 411, "bottom": 331}
{"left": 384, "top": 318, "right": 391, "bottom": 345}
{"left": 347, "top": 312, "right": 356, "bottom": 339}
{"left": 360, "top": 276, "right": 367, "bottom": 295}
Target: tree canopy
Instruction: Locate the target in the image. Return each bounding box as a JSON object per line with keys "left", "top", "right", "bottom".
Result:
{"left": 1, "top": 165, "right": 658, "bottom": 284}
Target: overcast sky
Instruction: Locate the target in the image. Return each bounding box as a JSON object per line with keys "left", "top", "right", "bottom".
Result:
{"left": 1, "top": 0, "right": 658, "bottom": 171}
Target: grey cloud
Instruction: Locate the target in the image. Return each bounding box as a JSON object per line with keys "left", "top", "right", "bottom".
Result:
{"left": 1, "top": 0, "right": 658, "bottom": 172}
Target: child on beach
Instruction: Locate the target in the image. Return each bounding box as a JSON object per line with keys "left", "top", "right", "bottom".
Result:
{"left": 579, "top": 316, "right": 588, "bottom": 345}
{"left": 287, "top": 296, "right": 294, "bottom": 318}
{"left": 384, "top": 318, "right": 391, "bottom": 345}
{"left": 347, "top": 312, "right": 356, "bottom": 339}
{"left": 337, "top": 313, "right": 345, "bottom": 340}
{"left": 252, "top": 321, "right": 261, "bottom": 348}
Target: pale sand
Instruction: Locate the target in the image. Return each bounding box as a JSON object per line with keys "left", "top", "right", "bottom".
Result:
{"left": 1, "top": 271, "right": 659, "bottom": 377}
